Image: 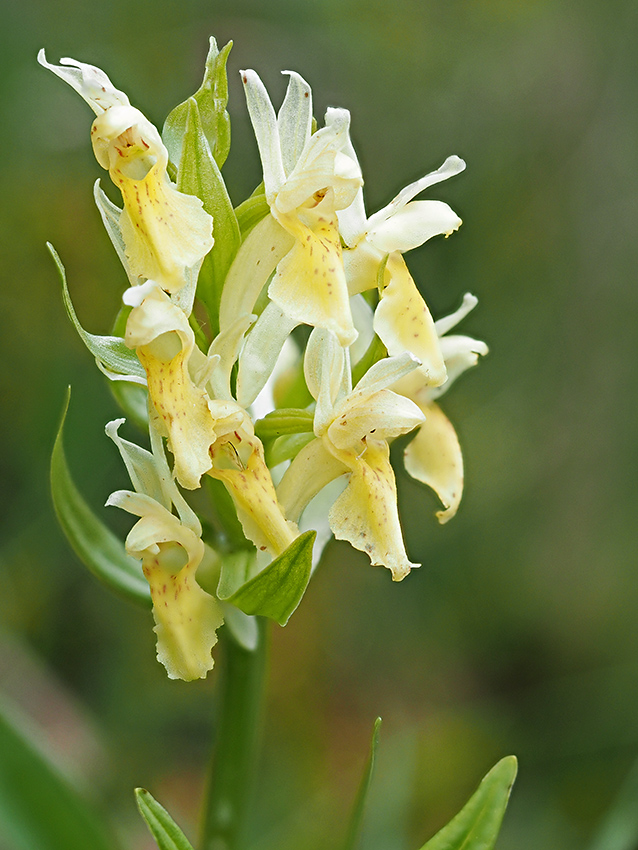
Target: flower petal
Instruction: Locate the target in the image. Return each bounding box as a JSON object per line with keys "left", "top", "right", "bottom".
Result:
{"left": 328, "top": 438, "right": 418, "bottom": 581}
{"left": 240, "top": 69, "right": 286, "bottom": 200}
{"left": 236, "top": 303, "right": 298, "bottom": 408}
{"left": 328, "top": 388, "right": 424, "bottom": 448}
{"left": 277, "top": 437, "right": 348, "bottom": 523}
{"left": 38, "top": 50, "right": 129, "bottom": 114}
{"left": 374, "top": 254, "right": 446, "bottom": 386}
{"left": 403, "top": 402, "right": 463, "bottom": 523}
{"left": 434, "top": 292, "right": 478, "bottom": 336}
{"left": 368, "top": 200, "right": 461, "bottom": 254}
{"left": 277, "top": 71, "right": 313, "bottom": 175}
{"left": 367, "top": 155, "right": 466, "bottom": 229}
{"left": 270, "top": 206, "right": 357, "bottom": 346}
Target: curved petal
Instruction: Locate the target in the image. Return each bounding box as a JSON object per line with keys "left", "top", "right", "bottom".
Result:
{"left": 277, "top": 437, "right": 348, "bottom": 523}
{"left": 374, "top": 254, "right": 446, "bottom": 386}
{"left": 277, "top": 71, "right": 313, "bottom": 175}
{"left": 328, "top": 439, "right": 418, "bottom": 581}
{"left": 403, "top": 402, "right": 463, "bottom": 523}
{"left": 367, "top": 155, "right": 466, "bottom": 228}
{"left": 328, "top": 388, "right": 424, "bottom": 448}
{"left": 240, "top": 69, "right": 286, "bottom": 199}
{"left": 38, "top": 50, "right": 129, "bottom": 114}
{"left": 236, "top": 303, "right": 298, "bottom": 407}
{"left": 368, "top": 200, "right": 461, "bottom": 254}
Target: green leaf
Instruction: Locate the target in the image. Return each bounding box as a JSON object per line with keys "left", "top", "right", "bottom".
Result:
{"left": 418, "top": 756, "right": 517, "bottom": 850}
{"left": 135, "top": 788, "right": 195, "bottom": 850}
{"left": 0, "top": 698, "right": 117, "bottom": 850}
{"left": 47, "top": 243, "right": 146, "bottom": 381}
{"left": 177, "top": 98, "right": 240, "bottom": 337}
{"left": 218, "top": 531, "right": 316, "bottom": 626}
{"left": 343, "top": 717, "right": 383, "bottom": 850}
{"left": 163, "top": 36, "right": 232, "bottom": 169}
{"left": 264, "top": 432, "right": 315, "bottom": 469}
{"left": 587, "top": 755, "right": 638, "bottom": 850}
{"left": 234, "top": 193, "right": 270, "bottom": 238}
{"left": 254, "top": 408, "right": 315, "bottom": 440}
{"left": 50, "top": 389, "right": 151, "bottom": 608}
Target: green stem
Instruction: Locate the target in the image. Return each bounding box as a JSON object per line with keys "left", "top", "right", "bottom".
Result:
{"left": 200, "top": 618, "right": 269, "bottom": 850}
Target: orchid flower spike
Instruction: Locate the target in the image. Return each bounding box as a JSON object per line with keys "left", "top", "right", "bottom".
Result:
{"left": 38, "top": 51, "right": 213, "bottom": 295}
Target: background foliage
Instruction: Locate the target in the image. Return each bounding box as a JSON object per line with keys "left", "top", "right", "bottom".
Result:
{"left": 1, "top": 1, "right": 637, "bottom": 848}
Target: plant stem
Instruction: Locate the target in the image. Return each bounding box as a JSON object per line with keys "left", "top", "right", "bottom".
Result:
{"left": 200, "top": 618, "right": 269, "bottom": 850}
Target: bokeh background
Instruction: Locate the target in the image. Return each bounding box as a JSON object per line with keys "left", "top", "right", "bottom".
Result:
{"left": 2, "top": 0, "right": 638, "bottom": 848}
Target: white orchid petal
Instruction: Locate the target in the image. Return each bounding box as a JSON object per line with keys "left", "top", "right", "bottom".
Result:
{"left": 353, "top": 351, "right": 421, "bottom": 396}
{"left": 434, "top": 293, "right": 479, "bottom": 336}
{"left": 38, "top": 50, "right": 129, "bottom": 115}
{"left": 304, "top": 328, "right": 346, "bottom": 434}
{"left": 404, "top": 402, "right": 463, "bottom": 523}
{"left": 277, "top": 71, "right": 313, "bottom": 175}
{"left": 277, "top": 438, "right": 348, "bottom": 523}
{"left": 368, "top": 200, "right": 462, "bottom": 254}
{"left": 105, "top": 419, "right": 167, "bottom": 508}
{"left": 335, "top": 132, "right": 368, "bottom": 247}
{"left": 367, "top": 155, "right": 466, "bottom": 228}
{"left": 236, "top": 304, "right": 298, "bottom": 407}
{"left": 240, "top": 69, "right": 286, "bottom": 200}
{"left": 328, "top": 388, "right": 424, "bottom": 449}
{"left": 432, "top": 335, "right": 488, "bottom": 399}
{"left": 349, "top": 294, "right": 375, "bottom": 365}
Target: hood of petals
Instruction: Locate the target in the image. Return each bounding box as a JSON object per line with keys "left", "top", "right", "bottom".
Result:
{"left": 38, "top": 50, "right": 130, "bottom": 114}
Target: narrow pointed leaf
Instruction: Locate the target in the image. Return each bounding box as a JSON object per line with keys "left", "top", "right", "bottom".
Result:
{"left": 135, "top": 788, "right": 195, "bottom": 850}
{"left": 51, "top": 389, "right": 151, "bottom": 608}
{"left": 48, "top": 243, "right": 146, "bottom": 381}
{"left": 0, "top": 699, "right": 117, "bottom": 850}
{"left": 177, "top": 98, "right": 240, "bottom": 337}
{"left": 587, "top": 756, "right": 638, "bottom": 850}
{"left": 218, "top": 531, "right": 315, "bottom": 625}
{"left": 343, "top": 717, "right": 382, "bottom": 850}
{"left": 163, "top": 37, "right": 232, "bottom": 168}
{"left": 418, "top": 756, "right": 517, "bottom": 850}
{"left": 234, "top": 193, "right": 270, "bottom": 237}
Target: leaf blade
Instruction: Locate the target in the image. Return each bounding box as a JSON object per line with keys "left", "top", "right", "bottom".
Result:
{"left": 135, "top": 788, "right": 195, "bottom": 850}
{"left": 418, "top": 756, "right": 517, "bottom": 850}
{"left": 50, "top": 389, "right": 151, "bottom": 608}
{"left": 218, "top": 531, "right": 315, "bottom": 625}
{"left": 0, "top": 698, "right": 117, "bottom": 850}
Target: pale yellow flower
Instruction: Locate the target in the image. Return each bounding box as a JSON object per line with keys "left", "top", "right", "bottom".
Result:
{"left": 277, "top": 329, "right": 424, "bottom": 580}
{"left": 105, "top": 420, "right": 223, "bottom": 681}
{"left": 38, "top": 51, "right": 213, "bottom": 294}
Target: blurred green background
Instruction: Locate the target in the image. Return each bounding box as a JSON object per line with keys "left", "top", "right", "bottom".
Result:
{"left": 2, "top": 0, "right": 638, "bottom": 848}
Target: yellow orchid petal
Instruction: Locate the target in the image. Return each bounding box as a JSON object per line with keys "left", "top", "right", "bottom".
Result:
{"left": 327, "top": 438, "right": 418, "bottom": 581}
{"left": 136, "top": 340, "right": 219, "bottom": 490}
{"left": 118, "top": 165, "right": 214, "bottom": 293}
{"left": 208, "top": 432, "right": 299, "bottom": 556}
{"left": 403, "top": 401, "right": 463, "bottom": 524}
{"left": 144, "top": 540, "right": 224, "bottom": 681}
{"left": 109, "top": 491, "right": 223, "bottom": 681}
{"left": 374, "top": 254, "right": 446, "bottom": 387}
{"left": 270, "top": 203, "right": 357, "bottom": 347}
